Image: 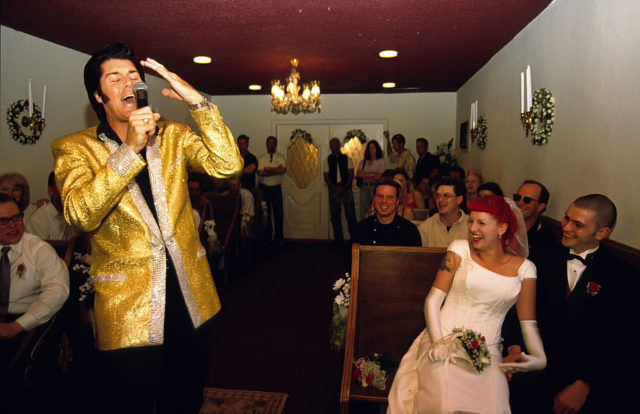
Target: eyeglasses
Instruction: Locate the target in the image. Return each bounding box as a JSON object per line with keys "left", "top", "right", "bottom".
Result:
{"left": 435, "top": 193, "right": 455, "bottom": 200}
{"left": 513, "top": 194, "right": 538, "bottom": 204}
{"left": 0, "top": 213, "right": 24, "bottom": 227}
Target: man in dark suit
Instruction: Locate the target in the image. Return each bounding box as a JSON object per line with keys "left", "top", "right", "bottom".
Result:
{"left": 505, "top": 194, "right": 638, "bottom": 413}
{"left": 413, "top": 137, "right": 440, "bottom": 187}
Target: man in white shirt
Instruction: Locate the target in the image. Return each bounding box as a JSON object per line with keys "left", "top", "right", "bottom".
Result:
{"left": 257, "top": 136, "right": 287, "bottom": 245}
{"left": 0, "top": 193, "right": 69, "bottom": 411}
{"left": 418, "top": 178, "right": 468, "bottom": 247}
{"left": 25, "top": 172, "right": 78, "bottom": 240}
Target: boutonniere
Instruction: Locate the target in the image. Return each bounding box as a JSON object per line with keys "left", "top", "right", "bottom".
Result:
{"left": 17, "top": 263, "right": 25, "bottom": 278}
{"left": 586, "top": 281, "right": 601, "bottom": 297}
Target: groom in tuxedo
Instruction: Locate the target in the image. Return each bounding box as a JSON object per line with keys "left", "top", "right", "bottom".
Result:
{"left": 506, "top": 194, "right": 638, "bottom": 413}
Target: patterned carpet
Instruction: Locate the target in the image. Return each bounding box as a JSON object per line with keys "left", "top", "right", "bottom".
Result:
{"left": 200, "top": 388, "right": 288, "bottom": 414}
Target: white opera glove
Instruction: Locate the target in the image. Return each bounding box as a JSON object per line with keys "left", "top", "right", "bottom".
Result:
{"left": 499, "top": 320, "right": 547, "bottom": 373}
{"left": 423, "top": 287, "right": 450, "bottom": 362}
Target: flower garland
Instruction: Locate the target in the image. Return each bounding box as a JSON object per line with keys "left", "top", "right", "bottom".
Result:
{"left": 6, "top": 100, "right": 42, "bottom": 145}
{"left": 343, "top": 129, "right": 367, "bottom": 144}
{"left": 289, "top": 128, "right": 313, "bottom": 143}
{"left": 530, "top": 88, "right": 555, "bottom": 146}
{"left": 352, "top": 352, "right": 397, "bottom": 391}
{"left": 452, "top": 327, "right": 491, "bottom": 372}
{"left": 476, "top": 115, "right": 488, "bottom": 150}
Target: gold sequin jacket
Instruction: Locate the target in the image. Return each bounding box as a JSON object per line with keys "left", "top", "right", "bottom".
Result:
{"left": 51, "top": 105, "right": 242, "bottom": 350}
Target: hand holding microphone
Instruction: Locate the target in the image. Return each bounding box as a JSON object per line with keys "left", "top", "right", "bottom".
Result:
{"left": 126, "top": 81, "right": 160, "bottom": 153}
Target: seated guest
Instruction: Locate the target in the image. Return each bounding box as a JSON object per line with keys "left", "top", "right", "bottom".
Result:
{"left": 26, "top": 172, "right": 78, "bottom": 240}
{"left": 0, "top": 194, "right": 70, "bottom": 413}
{"left": 354, "top": 180, "right": 421, "bottom": 247}
{"left": 227, "top": 176, "right": 255, "bottom": 239}
{"left": 464, "top": 169, "right": 483, "bottom": 210}
{"left": 392, "top": 168, "right": 424, "bottom": 220}
{"left": 478, "top": 181, "right": 504, "bottom": 197}
{"left": 0, "top": 172, "right": 38, "bottom": 222}
{"left": 415, "top": 176, "right": 433, "bottom": 215}
{"left": 514, "top": 179, "right": 556, "bottom": 263}
{"left": 418, "top": 178, "right": 468, "bottom": 247}
{"left": 448, "top": 165, "right": 465, "bottom": 182}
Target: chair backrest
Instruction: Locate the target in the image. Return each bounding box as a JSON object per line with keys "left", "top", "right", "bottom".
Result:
{"left": 339, "top": 244, "right": 446, "bottom": 412}
{"left": 44, "top": 238, "right": 77, "bottom": 266}
{"left": 204, "top": 192, "right": 241, "bottom": 250}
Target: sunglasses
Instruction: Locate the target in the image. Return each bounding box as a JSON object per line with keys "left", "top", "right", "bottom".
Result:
{"left": 0, "top": 212, "right": 24, "bottom": 227}
{"left": 513, "top": 194, "right": 538, "bottom": 204}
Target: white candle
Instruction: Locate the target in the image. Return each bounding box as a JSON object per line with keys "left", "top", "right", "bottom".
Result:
{"left": 28, "top": 78, "right": 33, "bottom": 117}
{"left": 526, "top": 65, "right": 532, "bottom": 111}
{"left": 475, "top": 100, "right": 478, "bottom": 128}
{"left": 520, "top": 72, "right": 525, "bottom": 113}
{"left": 470, "top": 103, "right": 474, "bottom": 128}
{"left": 42, "top": 85, "right": 47, "bottom": 119}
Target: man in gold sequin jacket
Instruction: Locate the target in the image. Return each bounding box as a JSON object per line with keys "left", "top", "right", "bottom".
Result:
{"left": 51, "top": 42, "right": 242, "bottom": 412}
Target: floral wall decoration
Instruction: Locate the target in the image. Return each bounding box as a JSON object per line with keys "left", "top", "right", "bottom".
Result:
{"left": 341, "top": 131, "right": 368, "bottom": 184}
{"left": 343, "top": 129, "right": 367, "bottom": 144}
{"left": 476, "top": 115, "right": 488, "bottom": 150}
{"left": 531, "top": 88, "right": 555, "bottom": 146}
{"left": 289, "top": 128, "right": 313, "bottom": 143}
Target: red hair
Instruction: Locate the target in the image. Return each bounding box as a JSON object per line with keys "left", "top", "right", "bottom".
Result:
{"left": 468, "top": 195, "right": 520, "bottom": 254}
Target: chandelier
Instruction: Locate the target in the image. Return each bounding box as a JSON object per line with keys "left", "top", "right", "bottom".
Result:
{"left": 271, "top": 59, "right": 321, "bottom": 114}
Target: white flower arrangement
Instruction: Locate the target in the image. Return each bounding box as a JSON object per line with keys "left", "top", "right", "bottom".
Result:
{"left": 72, "top": 252, "right": 94, "bottom": 303}
{"left": 333, "top": 273, "right": 351, "bottom": 307}
{"left": 436, "top": 138, "right": 458, "bottom": 168}
{"left": 531, "top": 88, "right": 555, "bottom": 146}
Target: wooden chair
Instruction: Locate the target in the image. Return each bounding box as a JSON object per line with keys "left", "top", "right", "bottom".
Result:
{"left": 339, "top": 244, "right": 446, "bottom": 413}
{"left": 203, "top": 192, "right": 241, "bottom": 287}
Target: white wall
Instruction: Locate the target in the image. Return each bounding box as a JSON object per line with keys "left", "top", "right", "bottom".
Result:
{"left": 456, "top": 0, "right": 640, "bottom": 247}
{"left": 1, "top": 25, "right": 456, "bottom": 202}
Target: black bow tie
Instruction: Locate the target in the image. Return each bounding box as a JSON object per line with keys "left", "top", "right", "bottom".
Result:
{"left": 567, "top": 252, "right": 594, "bottom": 266}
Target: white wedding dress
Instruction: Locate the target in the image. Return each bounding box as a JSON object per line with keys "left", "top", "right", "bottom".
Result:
{"left": 387, "top": 240, "right": 536, "bottom": 414}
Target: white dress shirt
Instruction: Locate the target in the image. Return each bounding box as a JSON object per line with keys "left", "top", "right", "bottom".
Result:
{"left": 3, "top": 232, "right": 70, "bottom": 330}
{"left": 567, "top": 246, "right": 599, "bottom": 292}
{"left": 25, "top": 202, "right": 78, "bottom": 240}
{"left": 257, "top": 152, "right": 287, "bottom": 186}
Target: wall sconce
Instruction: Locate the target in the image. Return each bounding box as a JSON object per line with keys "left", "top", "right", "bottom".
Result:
{"left": 469, "top": 100, "right": 478, "bottom": 141}
{"left": 6, "top": 80, "right": 46, "bottom": 145}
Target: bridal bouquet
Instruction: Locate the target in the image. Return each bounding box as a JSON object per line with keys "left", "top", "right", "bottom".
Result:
{"left": 452, "top": 327, "right": 491, "bottom": 372}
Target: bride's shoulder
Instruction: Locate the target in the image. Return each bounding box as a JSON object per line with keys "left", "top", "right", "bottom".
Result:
{"left": 516, "top": 257, "right": 537, "bottom": 278}
{"left": 447, "top": 239, "right": 470, "bottom": 257}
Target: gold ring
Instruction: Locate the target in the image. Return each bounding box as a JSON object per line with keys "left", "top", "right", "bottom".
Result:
{"left": 143, "top": 118, "right": 149, "bottom": 124}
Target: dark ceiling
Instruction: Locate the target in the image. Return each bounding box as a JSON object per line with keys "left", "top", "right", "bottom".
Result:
{"left": 1, "top": 0, "right": 551, "bottom": 95}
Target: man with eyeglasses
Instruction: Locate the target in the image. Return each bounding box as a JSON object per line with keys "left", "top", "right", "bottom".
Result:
{"left": 418, "top": 178, "right": 468, "bottom": 247}
{"left": 0, "top": 193, "right": 69, "bottom": 411}
{"left": 514, "top": 180, "right": 557, "bottom": 263}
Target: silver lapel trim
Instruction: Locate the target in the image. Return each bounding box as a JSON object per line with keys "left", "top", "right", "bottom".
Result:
{"left": 168, "top": 156, "right": 185, "bottom": 173}
{"left": 146, "top": 135, "right": 203, "bottom": 329}
{"left": 103, "top": 138, "right": 166, "bottom": 346}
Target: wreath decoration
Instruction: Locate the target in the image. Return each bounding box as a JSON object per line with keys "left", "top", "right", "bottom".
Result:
{"left": 343, "top": 129, "right": 367, "bottom": 144}
{"left": 476, "top": 115, "right": 488, "bottom": 150}
{"left": 289, "top": 128, "right": 313, "bottom": 143}
{"left": 530, "top": 88, "right": 555, "bottom": 146}
{"left": 6, "top": 99, "right": 43, "bottom": 145}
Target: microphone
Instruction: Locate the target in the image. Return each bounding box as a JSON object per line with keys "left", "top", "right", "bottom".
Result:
{"left": 133, "top": 82, "right": 149, "bottom": 109}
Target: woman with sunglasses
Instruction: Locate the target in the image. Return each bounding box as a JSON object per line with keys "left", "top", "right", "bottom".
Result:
{"left": 388, "top": 196, "right": 546, "bottom": 414}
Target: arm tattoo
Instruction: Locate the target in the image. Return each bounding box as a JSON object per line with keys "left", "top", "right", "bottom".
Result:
{"left": 439, "top": 251, "right": 456, "bottom": 272}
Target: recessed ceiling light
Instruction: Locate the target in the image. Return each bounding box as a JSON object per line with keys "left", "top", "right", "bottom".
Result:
{"left": 382, "top": 82, "right": 396, "bottom": 88}
{"left": 379, "top": 50, "right": 398, "bottom": 58}
{"left": 193, "top": 56, "right": 212, "bottom": 64}
{"left": 249, "top": 84, "right": 262, "bottom": 91}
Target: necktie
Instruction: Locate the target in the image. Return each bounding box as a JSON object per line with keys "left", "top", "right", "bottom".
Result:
{"left": 0, "top": 246, "right": 11, "bottom": 320}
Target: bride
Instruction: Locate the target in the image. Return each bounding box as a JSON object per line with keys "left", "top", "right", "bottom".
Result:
{"left": 387, "top": 196, "right": 546, "bottom": 414}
